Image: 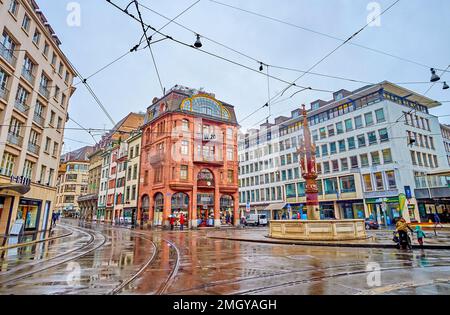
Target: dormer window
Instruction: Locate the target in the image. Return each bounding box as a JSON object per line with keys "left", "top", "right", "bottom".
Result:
{"left": 312, "top": 102, "right": 320, "bottom": 110}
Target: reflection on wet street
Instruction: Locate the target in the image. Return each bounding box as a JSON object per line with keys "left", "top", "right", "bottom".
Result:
{"left": 1, "top": 219, "right": 450, "bottom": 295}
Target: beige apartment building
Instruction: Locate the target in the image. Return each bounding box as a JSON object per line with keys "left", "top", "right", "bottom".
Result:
{"left": 55, "top": 160, "right": 89, "bottom": 217}
{"left": 124, "top": 131, "right": 141, "bottom": 225}
{"left": 78, "top": 148, "right": 103, "bottom": 221}
{"left": 0, "top": 0, "right": 76, "bottom": 236}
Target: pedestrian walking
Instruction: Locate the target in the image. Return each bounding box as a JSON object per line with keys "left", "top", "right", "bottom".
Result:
{"left": 414, "top": 225, "right": 426, "bottom": 247}
{"left": 169, "top": 215, "right": 176, "bottom": 231}
{"left": 434, "top": 212, "right": 444, "bottom": 236}
{"left": 179, "top": 213, "right": 185, "bottom": 231}
{"left": 51, "top": 213, "right": 57, "bottom": 228}
{"left": 240, "top": 216, "right": 247, "bottom": 228}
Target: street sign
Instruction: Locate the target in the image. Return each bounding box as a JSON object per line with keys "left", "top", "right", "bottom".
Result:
{"left": 10, "top": 219, "right": 24, "bottom": 236}
{"left": 404, "top": 186, "right": 412, "bottom": 199}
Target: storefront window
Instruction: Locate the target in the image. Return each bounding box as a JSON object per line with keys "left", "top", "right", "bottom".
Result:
{"left": 17, "top": 199, "right": 41, "bottom": 230}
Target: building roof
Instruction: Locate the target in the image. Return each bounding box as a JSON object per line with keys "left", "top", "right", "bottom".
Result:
{"left": 60, "top": 146, "right": 93, "bottom": 162}
{"left": 145, "top": 85, "right": 238, "bottom": 125}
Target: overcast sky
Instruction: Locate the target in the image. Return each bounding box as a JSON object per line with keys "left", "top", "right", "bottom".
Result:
{"left": 35, "top": 0, "right": 450, "bottom": 154}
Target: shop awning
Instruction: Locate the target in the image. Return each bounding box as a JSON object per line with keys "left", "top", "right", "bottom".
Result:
{"left": 0, "top": 183, "right": 31, "bottom": 195}
{"left": 265, "top": 203, "right": 286, "bottom": 211}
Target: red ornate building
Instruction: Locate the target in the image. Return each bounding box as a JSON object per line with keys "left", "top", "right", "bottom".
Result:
{"left": 138, "top": 86, "right": 239, "bottom": 228}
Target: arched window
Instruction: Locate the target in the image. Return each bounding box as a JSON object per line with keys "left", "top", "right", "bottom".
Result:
{"left": 180, "top": 95, "right": 230, "bottom": 120}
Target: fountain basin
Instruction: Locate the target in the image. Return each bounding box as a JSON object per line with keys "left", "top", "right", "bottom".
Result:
{"left": 269, "top": 219, "right": 367, "bottom": 241}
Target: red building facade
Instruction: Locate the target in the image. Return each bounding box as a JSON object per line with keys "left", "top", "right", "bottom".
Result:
{"left": 138, "top": 86, "right": 239, "bottom": 228}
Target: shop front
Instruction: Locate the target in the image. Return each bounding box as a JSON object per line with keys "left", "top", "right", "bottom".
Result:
{"left": 418, "top": 201, "right": 450, "bottom": 223}
{"left": 337, "top": 201, "right": 365, "bottom": 219}
{"left": 365, "top": 197, "right": 400, "bottom": 226}
{"left": 319, "top": 202, "right": 336, "bottom": 219}
{"left": 197, "top": 193, "right": 214, "bottom": 227}
{"left": 220, "top": 195, "right": 234, "bottom": 225}
{"left": 153, "top": 193, "right": 164, "bottom": 226}
{"left": 17, "top": 198, "right": 42, "bottom": 231}
{"left": 123, "top": 208, "right": 137, "bottom": 225}
{"left": 171, "top": 192, "right": 189, "bottom": 228}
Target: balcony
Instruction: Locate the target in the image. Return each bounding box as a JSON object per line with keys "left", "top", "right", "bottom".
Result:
{"left": 21, "top": 68, "right": 35, "bottom": 85}
{"left": 7, "top": 132, "right": 23, "bottom": 147}
{"left": 14, "top": 99, "right": 29, "bottom": 115}
{"left": 194, "top": 155, "right": 224, "bottom": 166}
{"left": 39, "top": 85, "right": 50, "bottom": 99}
{"left": 0, "top": 43, "right": 17, "bottom": 68}
{"left": 33, "top": 112, "right": 45, "bottom": 126}
{"left": 0, "top": 85, "right": 9, "bottom": 102}
{"left": 28, "top": 142, "right": 40, "bottom": 155}
{"left": 149, "top": 152, "right": 165, "bottom": 164}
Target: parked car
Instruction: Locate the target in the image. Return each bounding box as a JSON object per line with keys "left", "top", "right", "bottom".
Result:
{"left": 245, "top": 214, "right": 268, "bottom": 226}
{"left": 365, "top": 218, "right": 379, "bottom": 230}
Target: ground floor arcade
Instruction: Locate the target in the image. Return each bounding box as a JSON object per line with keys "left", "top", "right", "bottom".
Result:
{"left": 139, "top": 188, "right": 239, "bottom": 229}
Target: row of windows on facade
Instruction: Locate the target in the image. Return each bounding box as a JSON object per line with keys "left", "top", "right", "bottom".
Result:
{"left": 99, "top": 163, "right": 139, "bottom": 192}
{"left": 147, "top": 140, "right": 235, "bottom": 161}
{"left": 7, "top": 114, "right": 62, "bottom": 152}
{"left": 142, "top": 166, "right": 235, "bottom": 185}
{"left": 239, "top": 145, "right": 393, "bottom": 178}
{"left": 5, "top": 0, "right": 72, "bottom": 82}
{"left": 239, "top": 170, "right": 398, "bottom": 203}
{"left": 101, "top": 143, "right": 140, "bottom": 170}
{"left": 239, "top": 91, "right": 430, "bottom": 151}
{"left": 315, "top": 128, "right": 389, "bottom": 158}
{"left": 239, "top": 148, "right": 393, "bottom": 187}
{"left": 146, "top": 119, "right": 235, "bottom": 143}
{"left": 57, "top": 183, "right": 87, "bottom": 194}
{"left": 58, "top": 173, "right": 88, "bottom": 185}
{"left": 98, "top": 184, "right": 138, "bottom": 206}
{"left": 406, "top": 130, "right": 436, "bottom": 150}
{"left": 0, "top": 152, "right": 54, "bottom": 184}
{"left": 410, "top": 151, "right": 440, "bottom": 168}
{"left": 239, "top": 109, "right": 388, "bottom": 162}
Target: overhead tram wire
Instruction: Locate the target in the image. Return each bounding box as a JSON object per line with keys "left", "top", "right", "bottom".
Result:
{"left": 138, "top": 0, "right": 202, "bottom": 50}
{"left": 67, "top": 59, "right": 117, "bottom": 127}
{"left": 133, "top": 0, "right": 165, "bottom": 95}
{"left": 208, "top": 0, "right": 449, "bottom": 74}
{"left": 272, "top": 0, "right": 401, "bottom": 104}
{"left": 105, "top": 0, "right": 334, "bottom": 94}
{"left": 135, "top": 1, "right": 443, "bottom": 89}
{"left": 68, "top": 117, "right": 98, "bottom": 144}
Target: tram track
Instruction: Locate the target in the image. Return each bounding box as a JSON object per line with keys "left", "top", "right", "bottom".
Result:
{"left": 0, "top": 225, "right": 107, "bottom": 286}
{"left": 0, "top": 224, "right": 95, "bottom": 276}
{"left": 232, "top": 259, "right": 450, "bottom": 295}
{"left": 167, "top": 253, "right": 450, "bottom": 295}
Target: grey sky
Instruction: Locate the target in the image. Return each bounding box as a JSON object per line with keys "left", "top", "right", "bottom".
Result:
{"left": 35, "top": 0, "right": 450, "bottom": 153}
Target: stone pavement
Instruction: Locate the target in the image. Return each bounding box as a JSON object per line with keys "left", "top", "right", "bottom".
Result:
{"left": 207, "top": 227, "right": 450, "bottom": 249}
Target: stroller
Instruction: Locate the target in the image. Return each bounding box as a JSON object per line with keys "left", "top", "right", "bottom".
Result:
{"left": 393, "top": 230, "right": 412, "bottom": 250}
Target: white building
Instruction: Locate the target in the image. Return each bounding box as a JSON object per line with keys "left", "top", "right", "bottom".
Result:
{"left": 238, "top": 81, "right": 448, "bottom": 224}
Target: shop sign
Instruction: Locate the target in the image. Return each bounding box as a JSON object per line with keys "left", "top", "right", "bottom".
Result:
{"left": 246, "top": 202, "right": 250, "bottom": 212}
{"left": 10, "top": 175, "right": 31, "bottom": 187}
{"left": 404, "top": 186, "right": 412, "bottom": 199}
{"left": 365, "top": 197, "right": 399, "bottom": 204}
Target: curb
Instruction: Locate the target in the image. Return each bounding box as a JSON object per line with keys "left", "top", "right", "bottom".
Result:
{"left": 0, "top": 230, "right": 73, "bottom": 251}
{"left": 207, "top": 235, "right": 450, "bottom": 250}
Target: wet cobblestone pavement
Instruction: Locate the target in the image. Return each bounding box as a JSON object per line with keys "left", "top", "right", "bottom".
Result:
{"left": 0, "top": 220, "right": 449, "bottom": 295}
